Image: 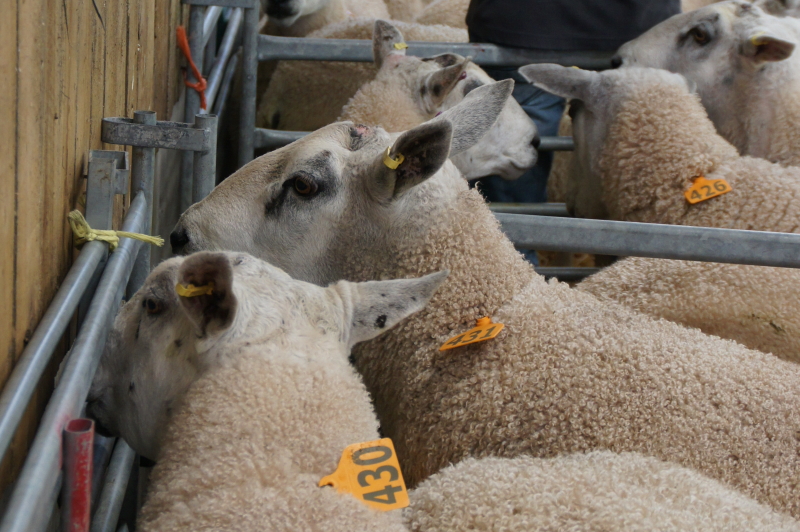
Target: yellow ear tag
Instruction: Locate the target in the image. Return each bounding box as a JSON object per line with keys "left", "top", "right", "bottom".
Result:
{"left": 175, "top": 282, "right": 215, "bottom": 297}
{"left": 383, "top": 147, "right": 405, "bottom": 170}
{"left": 684, "top": 176, "right": 732, "bottom": 205}
{"left": 439, "top": 317, "right": 505, "bottom": 351}
{"left": 393, "top": 42, "right": 408, "bottom": 50}
{"left": 319, "top": 438, "right": 409, "bottom": 511}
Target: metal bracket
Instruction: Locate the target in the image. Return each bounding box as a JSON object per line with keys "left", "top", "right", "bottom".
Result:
{"left": 85, "top": 151, "right": 130, "bottom": 231}
{"left": 101, "top": 118, "right": 215, "bottom": 152}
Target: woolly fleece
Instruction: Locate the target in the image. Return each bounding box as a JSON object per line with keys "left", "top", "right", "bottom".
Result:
{"left": 569, "top": 69, "right": 800, "bottom": 363}
{"left": 256, "top": 18, "right": 467, "bottom": 131}
{"left": 337, "top": 182, "right": 800, "bottom": 517}
{"left": 263, "top": 0, "right": 389, "bottom": 37}
{"left": 414, "top": 0, "right": 468, "bottom": 29}
{"left": 406, "top": 452, "right": 800, "bottom": 531}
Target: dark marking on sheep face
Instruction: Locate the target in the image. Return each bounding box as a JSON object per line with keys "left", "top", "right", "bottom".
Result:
{"left": 462, "top": 78, "right": 483, "bottom": 96}
{"left": 174, "top": 339, "right": 182, "bottom": 348}
{"left": 375, "top": 314, "right": 387, "bottom": 328}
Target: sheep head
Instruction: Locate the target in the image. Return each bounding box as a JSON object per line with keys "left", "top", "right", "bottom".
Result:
{"left": 87, "top": 250, "right": 446, "bottom": 459}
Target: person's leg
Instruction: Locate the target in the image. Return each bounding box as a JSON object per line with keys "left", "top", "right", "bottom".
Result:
{"left": 472, "top": 67, "right": 565, "bottom": 263}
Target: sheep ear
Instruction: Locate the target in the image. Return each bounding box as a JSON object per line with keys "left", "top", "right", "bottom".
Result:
{"left": 373, "top": 19, "right": 406, "bottom": 69}
{"left": 426, "top": 53, "right": 463, "bottom": 67}
{"left": 422, "top": 59, "right": 470, "bottom": 109}
{"left": 176, "top": 252, "right": 237, "bottom": 338}
{"left": 518, "top": 64, "right": 597, "bottom": 101}
{"left": 335, "top": 271, "right": 448, "bottom": 348}
{"left": 742, "top": 32, "right": 795, "bottom": 63}
{"left": 372, "top": 121, "right": 453, "bottom": 199}
{"left": 430, "top": 79, "right": 513, "bottom": 156}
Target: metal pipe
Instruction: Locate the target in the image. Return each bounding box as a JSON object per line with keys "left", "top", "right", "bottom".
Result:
{"left": 126, "top": 111, "right": 156, "bottom": 298}
{"left": 238, "top": 0, "right": 259, "bottom": 167}
{"left": 0, "top": 241, "right": 105, "bottom": 465}
{"left": 193, "top": 114, "right": 219, "bottom": 202}
{"left": 0, "top": 194, "right": 147, "bottom": 532}
{"left": 534, "top": 267, "right": 600, "bottom": 282}
{"left": 62, "top": 419, "right": 94, "bottom": 532}
{"left": 201, "top": 6, "right": 223, "bottom": 52}
{"left": 205, "top": 8, "right": 243, "bottom": 111}
{"left": 90, "top": 440, "right": 136, "bottom": 532}
{"left": 498, "top": 214, "right": 800, "bottom": 268}
{"left": 490, "top": 203, "right": 569, "bottom": 217}
{"left": 257, "top": 35, "right": 616, "bottom": 70}
{"left": 182, "top": 5, "right": 206, "bottom": 213}
{"left": 212, "top": 47, "right": 240, "bottom": 118}
{"left": 90, "top": 434, "right": 115, "bottom": 510}
{"left": 252, "top": 127, "right": 572, "bottom": 153}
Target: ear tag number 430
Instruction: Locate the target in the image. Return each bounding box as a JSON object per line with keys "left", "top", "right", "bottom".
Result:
{"left": 439, "top": 317, "right": 505, "bottom": 351}
{"left": 319, "top": 438, "right": 409, "bottom": 511}
{"left": 685, "top": 176, "right": 732, "bottom": 204}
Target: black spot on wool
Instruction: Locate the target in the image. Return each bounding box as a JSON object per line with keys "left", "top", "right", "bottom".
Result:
{"left": 375, "top": 314, "right": 387, "bottom": 328}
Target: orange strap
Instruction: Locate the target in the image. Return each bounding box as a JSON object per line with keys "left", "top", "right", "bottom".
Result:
{"left": 176, "top": 26, "right": 208, "bottom": 110}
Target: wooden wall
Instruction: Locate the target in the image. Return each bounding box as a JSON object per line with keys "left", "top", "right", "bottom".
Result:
{"left": 0, "top": 0, "right": 186, "bottom": 491}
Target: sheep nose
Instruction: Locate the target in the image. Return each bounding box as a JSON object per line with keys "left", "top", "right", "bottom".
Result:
{"left": 531, "top": 133, "right": 541, "bottom": 149}
{"left": 170, "top": 227, "right": 190, "bottom": 255}
{"left": 610, "top": 55, "right": 623, "bottom": 69}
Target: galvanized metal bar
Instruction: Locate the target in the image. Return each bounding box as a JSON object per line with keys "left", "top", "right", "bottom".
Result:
{"left": 498, "top": 214, "right": 800, "bottom": 268}
{"left": 238, "top": 0, "right": 259, "bottom": 167}
{"left": 253, "top": 127, "right": 572, "bottom": 153}
{"left": 201, "top": 5, "right": 223, "bottom": 51}
{"left": 127, "top": 111, "right": 157, "bottom": 298}
{"left": 0, "top": 241, "right": 105, "bottom": 465}
{"left": 193, "top": 114, "right": 219, "bottom": 203}
{"left": 182, "top": 4, "right": 206, "bottom": 212}
{"left": 257, "top": 35, "right": 616, "bottom": 69}
{"left": 0, "top": 194, "right": 148, "bottom": 532}
{"left": 101, "top": 118, "right": 212, "bottom": 152}
{"left": 489, "top": 203, "right": 569, "bottom": 217}
{"left": 205, "top": 8, "right": 243, "bottom": 111}
{"left": 212, "top": 46, "right": 240, "bottom": 118}
{"left": 184, "top": 0, "right": 253, "bottom": 7}
{"left": 85, "top": 152, "right": 128, "bottom": 230}
{"left": 534, "top": 267, "right": 600, "bottom": 282}
{"left": 90, "top": 440, "right": 136, "bottom": 532}
{"left": 202, "top": 14, "right": 218, "bottom": 78}
{"left": 90, "top": 434, "right": 115, "bottom": 509}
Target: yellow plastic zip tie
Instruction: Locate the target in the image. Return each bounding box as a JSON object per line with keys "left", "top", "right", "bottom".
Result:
{"left": 393, "top": 42, "right": 408, "bottom": 50}
{"left": 750, "top": 31, "right": 767, "bottom": 45}
{"left": 68, "top": 210, "right": 165, "bottom": 251}
{"left": 176, "top": 282, "right": 215, "bottom": 297}
{"left": 383, "top": 147, "right": 405, "bottom": 170}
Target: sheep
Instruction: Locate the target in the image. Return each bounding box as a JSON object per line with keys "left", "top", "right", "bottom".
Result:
{"left": 756, "top": 0, "right": 800, "bottom": 17}
{"left": 261, "top": 0, "right": 389, "bottom": 37}
{"left": 406, "top": 452, "right": 800, "bottom": 531}
{"left": 519, "top": 64, "right": 800, "bottom": 363}
{"left": 615, "top": 1, "right": 800, "bottom": 166}
{"left": 170, "top": 75, "right": 800, "bottom": 518}
{"left": 337, "top": 20, "right": 538, "bottom": 180}
{"left": 257, "top": 18, "right": 467, "bottom": 132}
{"left": 88, "top": 251, "right": 446, "bottom": 530}
{"left": 683, "top": 0, "right": 724, "bottom": 10}
{"left": 414, "top": 0, "right": 467, "bottom": 29}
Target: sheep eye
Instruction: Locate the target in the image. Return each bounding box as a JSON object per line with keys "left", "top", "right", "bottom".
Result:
{"left": 290, "top": 175, "right": 319, "bottom": 197}
{"left": 690, "top": 26, "right": 710, "bottom": 45}
{"left": 143, "top": 298, "right": 163, "bottom": 315}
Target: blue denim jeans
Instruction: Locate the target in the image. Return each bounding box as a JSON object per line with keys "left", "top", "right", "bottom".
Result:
{"left": 472, "top": 67, "right": 565, "bottom": 264}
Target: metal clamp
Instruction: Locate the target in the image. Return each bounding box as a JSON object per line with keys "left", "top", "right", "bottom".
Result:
{"left": 101, "top": 117, "right": 216, "bottom": 152}
{"left": 85, "top": 151, "right": 130, "bottom": 232}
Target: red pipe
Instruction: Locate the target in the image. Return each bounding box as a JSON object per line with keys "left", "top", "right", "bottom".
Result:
{"left": 62, "top": 418, "right": 94, "bottom": 532}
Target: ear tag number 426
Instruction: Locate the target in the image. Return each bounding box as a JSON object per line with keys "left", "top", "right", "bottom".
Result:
{"left": 319, "top": 438, "right": 409, "bottom": 511}
{"left": 439, "top": 317, "right": 505, "bottom": 351}
{"left": 685, "top": 176, "right": 732, "bottom": 204}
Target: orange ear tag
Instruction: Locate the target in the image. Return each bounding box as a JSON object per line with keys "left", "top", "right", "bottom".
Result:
{"left": 439, "top": 317, "right": 505, "bottom": 351}
{"left": 319, "top": 438, "right": 409, "bottom": 511}
{"left": 684, "top": 176, "right": 732, "bottom": 204}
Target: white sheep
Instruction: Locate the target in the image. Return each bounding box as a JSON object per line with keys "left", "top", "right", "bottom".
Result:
{"left": 171, "top": 76, "right": 800, "bottom": 518}
{"left": 261, "top": 0, "right": 389, "bottom": 37}
{"left": 338, "top": 20, "right": 538, "bottom": 180}
{"left": 756, "top": 0, "right": 800, "bottom": 17}
{"left": 406, "top": 452, "right": 800, "bottom": 531}
{"left": 88, "top": 251, "right": 445, "bottom": 530}
{"left": 521, "top": 63, "right": 800, "bottom": 364}
{"left": 413, "top": 0, "right": 467, "bottom": 29}
{"left": 257, "top": 18, "right": 467, "bottom": 132}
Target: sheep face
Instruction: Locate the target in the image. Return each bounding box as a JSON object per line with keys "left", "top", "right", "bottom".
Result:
{"left": 171, "top": 80, "right": 513, "bottom": 284}
{"left": 756, "top": 0, "right": 800, "bottom": 17}
{"left": 262, "top": 0, "right": 331, "bottom": 26}
{"left": 519, "top": 65, "right": 694, "bottom": 219}
{"left": 88, "top": 250, "right": 447, "bottom": 459}
{"left": 615, "top": 1, "right": 797, "bottom": 152}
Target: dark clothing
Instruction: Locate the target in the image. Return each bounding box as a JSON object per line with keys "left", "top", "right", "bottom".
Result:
{"left": 467, "top": 0, "right": 681, "bottom": 51}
